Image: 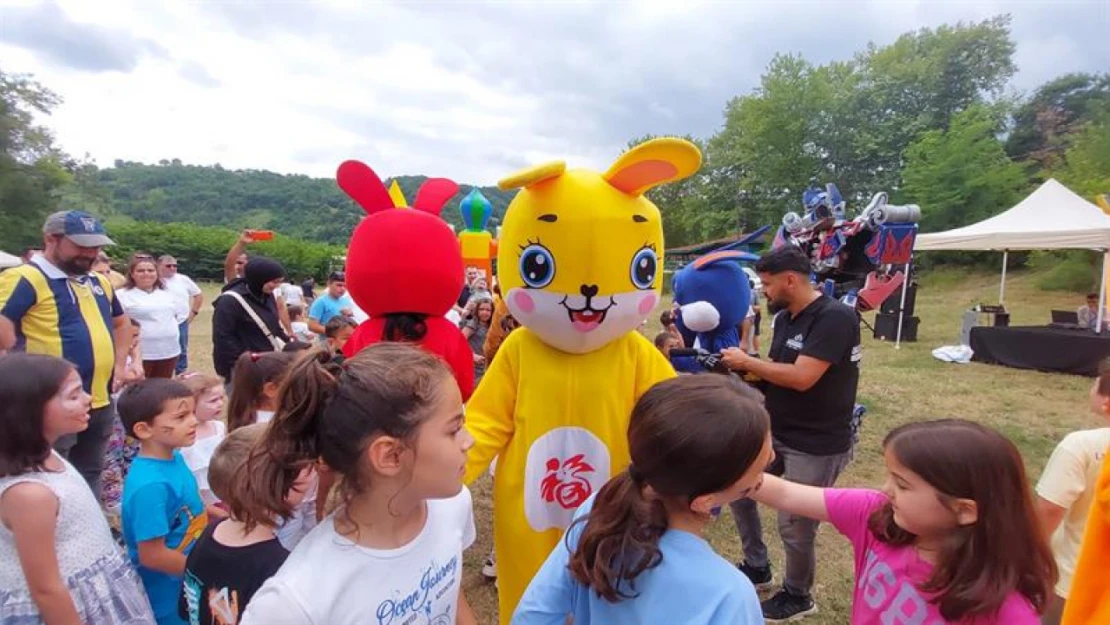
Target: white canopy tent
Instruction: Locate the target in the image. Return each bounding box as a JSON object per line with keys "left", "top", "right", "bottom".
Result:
{"left": 915, "top": 179, "right": 1110, "bottom": 331}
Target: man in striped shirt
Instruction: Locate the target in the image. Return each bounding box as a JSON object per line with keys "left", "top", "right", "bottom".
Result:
{"left": 0, "top": 211, "right": 137, "bottom": 496}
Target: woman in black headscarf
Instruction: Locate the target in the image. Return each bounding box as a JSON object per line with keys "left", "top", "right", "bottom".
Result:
{"left": 211, "top": 257, "right": 291, "bottom": 380}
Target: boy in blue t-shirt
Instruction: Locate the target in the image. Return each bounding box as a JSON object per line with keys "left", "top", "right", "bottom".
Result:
{"left": 120, "top": 378, "right": 208, "bottom": 625}
{"left": 307, "top": 270, "right": 354, "bottom": 338}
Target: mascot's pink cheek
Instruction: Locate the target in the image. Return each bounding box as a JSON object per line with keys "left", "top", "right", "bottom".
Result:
{"left": 638, "top": 294, "right": 658, "bottom": 316}
{"left": 514, "top": 291, "right": 536, "bottom": 314}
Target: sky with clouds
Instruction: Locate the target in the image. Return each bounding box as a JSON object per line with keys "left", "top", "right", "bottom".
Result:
{"left": 1, "top": 0, "right": 1107, "bottom": 185}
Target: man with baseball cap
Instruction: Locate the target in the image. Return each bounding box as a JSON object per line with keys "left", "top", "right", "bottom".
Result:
{"left": 0, "top": 210, "right": 138, "bottom": 497}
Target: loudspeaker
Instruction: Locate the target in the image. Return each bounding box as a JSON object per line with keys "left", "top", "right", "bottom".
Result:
{"left": 880, "top": 282, "right": 917, "bottom": 316}
{"left": 874, "top": 312, "right": 919, "bottom": 342}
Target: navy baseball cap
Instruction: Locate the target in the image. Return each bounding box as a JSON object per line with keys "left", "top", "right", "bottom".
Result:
{"left": 43, "top": 211, "right": 115, "bottom": 247}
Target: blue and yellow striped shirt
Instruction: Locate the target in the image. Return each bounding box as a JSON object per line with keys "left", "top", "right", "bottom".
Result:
{"left": 0, "top": 258, "right": 123, "bottom": 408}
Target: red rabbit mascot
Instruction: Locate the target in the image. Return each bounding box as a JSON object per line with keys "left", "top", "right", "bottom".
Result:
{"left": 336, "top": 160, "right": 474, "bottom": 400}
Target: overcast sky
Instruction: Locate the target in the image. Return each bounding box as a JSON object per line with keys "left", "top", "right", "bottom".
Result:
{"left": 1, "top": 0, "right": 1107, "bottom": 185}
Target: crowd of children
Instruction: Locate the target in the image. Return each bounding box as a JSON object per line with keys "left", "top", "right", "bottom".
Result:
{"left": 3, "top": 331, "right": 1110, "bottom": 624}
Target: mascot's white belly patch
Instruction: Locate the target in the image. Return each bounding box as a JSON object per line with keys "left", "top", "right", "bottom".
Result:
{"left": 523, "top": 427, "right": 611, "bottom": 532}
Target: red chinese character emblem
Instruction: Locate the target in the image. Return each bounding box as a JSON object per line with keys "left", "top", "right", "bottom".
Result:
{"left": 540, "top": 454, "right": 595, "bottom": 509}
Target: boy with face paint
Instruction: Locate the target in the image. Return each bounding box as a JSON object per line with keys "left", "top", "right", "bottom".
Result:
{"left": 119, "top": 378, "right": 208, "bottom": 625}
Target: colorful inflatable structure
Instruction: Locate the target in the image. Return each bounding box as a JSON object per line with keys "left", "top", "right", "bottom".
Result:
{"left": 772, "top": 179, "right": 920, "bottom": 311}
{"left": 458, "top": 188, "right": 498, "bottom": 280}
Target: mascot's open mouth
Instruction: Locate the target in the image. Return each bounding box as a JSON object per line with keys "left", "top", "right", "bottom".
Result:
{"left": 561, "top": 300, "right": 613, "bottom": 333}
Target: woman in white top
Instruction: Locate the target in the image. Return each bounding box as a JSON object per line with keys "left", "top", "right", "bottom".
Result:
{"left": 116, "top": 254, "right": 181, "bottom": 378}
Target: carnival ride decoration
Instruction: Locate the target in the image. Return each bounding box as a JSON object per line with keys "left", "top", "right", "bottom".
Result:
{"left": 458, "top": 188, "right": 498, "bottom": 280}
{"left": 387, "top": 179, "right": 408, "bottom": 207}
{"left": 462, "top": 137, "right": 700, "bottom": 623}
{"left": 773, "top": 178, "right": 921, "bottom": 312}
{"left": 335, "top": 160, "right": 475, "bottom": 400}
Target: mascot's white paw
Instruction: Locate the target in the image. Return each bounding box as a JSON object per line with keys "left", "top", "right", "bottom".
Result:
{"left": 681, "top": 301, "right": 720, "bottom": 333}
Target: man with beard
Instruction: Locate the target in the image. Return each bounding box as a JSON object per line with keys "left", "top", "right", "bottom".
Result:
{"left": 0, "top": 211, "right": 137, "bottom": 496}
{"left": 720, "top": 245, "right": 861, "bottom": 623}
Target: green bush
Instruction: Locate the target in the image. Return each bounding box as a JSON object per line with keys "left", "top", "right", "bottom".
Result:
{"left": 1029, "top": 249, "right": 1102, "bottom": 293}
{"left": 103, "top": 219, "right": 345, "bottom": 281}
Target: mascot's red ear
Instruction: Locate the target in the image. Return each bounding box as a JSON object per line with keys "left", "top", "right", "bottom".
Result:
{"left": 412, "top": 178, "right": 460, "bottom": 216}
{"left": 337, "top": 160, "right": 395, "bottom": 215}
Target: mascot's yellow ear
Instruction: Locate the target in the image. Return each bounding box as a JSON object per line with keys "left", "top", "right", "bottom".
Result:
{"left": 498, "top": 161, "right": 567, "bottom": 191}
{"left": 604, "top": 137, "right": 702, "bottom": 197}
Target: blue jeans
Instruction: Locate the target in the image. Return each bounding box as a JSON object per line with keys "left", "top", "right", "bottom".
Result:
{"left": 175, "top": 321, "right": 190, "bottom": 374}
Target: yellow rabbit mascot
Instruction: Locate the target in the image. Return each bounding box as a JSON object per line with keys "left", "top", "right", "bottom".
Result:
{"left": 464, "top": 138, "right": 701, "bottom": 622}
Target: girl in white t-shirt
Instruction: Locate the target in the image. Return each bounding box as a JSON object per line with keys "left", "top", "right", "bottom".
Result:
{"left": 239, "top": 344, "right": 478, "bottom": 625}
{"left": 180, "top": 373, "right": 228, "bottom": 517}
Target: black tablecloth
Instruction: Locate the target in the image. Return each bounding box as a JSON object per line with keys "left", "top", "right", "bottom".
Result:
{"left": 970, "top": 325, "right": 1110, "bottom": 376}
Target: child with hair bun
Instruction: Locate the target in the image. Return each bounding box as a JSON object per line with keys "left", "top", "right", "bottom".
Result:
{"left": 240, "top": 345, "right": 478, "bottom": 625}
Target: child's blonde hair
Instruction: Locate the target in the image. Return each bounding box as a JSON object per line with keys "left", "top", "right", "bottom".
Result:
{"left": 178, "top": 372, "right": 223, "bottom": 399}
{"left": 209, "top": 423, "right": 270, "bottom": 527}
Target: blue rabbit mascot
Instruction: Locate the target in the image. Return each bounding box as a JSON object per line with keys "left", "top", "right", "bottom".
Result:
{"left": 671, "top": 249, "right": 755, "bottom": 373}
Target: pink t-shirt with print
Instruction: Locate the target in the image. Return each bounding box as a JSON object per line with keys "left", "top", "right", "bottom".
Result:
{"left": 824, "top": 488, "right": 1039, "bottom": 625}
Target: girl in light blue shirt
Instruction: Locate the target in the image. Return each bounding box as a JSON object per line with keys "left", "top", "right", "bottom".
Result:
{"left": 512, "top": 374, "right": 773, "bottom": 625}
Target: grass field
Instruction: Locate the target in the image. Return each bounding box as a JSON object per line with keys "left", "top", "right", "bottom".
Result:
{"left": 188, "top": 268, "right": 1095, "bottom": 624}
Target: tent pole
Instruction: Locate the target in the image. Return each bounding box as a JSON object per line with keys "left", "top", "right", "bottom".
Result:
{"left": 1099, "top": 250, "right": 1108, "bottom": 334}
{"left": 894, "top": 259, "right": 912, "bottom": 350}
{"left": 999, "top": 250, "right": 1008, "bottom": 306}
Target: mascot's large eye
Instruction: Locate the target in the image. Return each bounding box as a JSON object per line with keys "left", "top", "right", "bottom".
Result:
{"left": 630, "top": 246, "right": 658, "bottom": 290}
{"left": 519, "top": 243, "right": 556, "bottom": 288}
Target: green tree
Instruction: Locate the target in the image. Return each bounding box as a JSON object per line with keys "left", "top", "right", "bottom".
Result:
{"left": 707, "top": 54, "right": 825, "bottom": 233}
{"left": 1051, "top": 110, "right": 1110, "bottom": 199}
{"left": 1005, "top": 73, "right": 1110, "bottom": 169}
{"left": 697, "top": 16, "right": 1018, "bottom": 244}
{"left": 0, "top": 71, "right": 71, "bottom": 251}
{"left": 91, "top": 163, "right": 516, "bottom": 245}
{"left": 104, "top": 220, "right": 346, "bottom": 281}
{"left": 902, "top": 104, "right": 1028, "bottom": 232}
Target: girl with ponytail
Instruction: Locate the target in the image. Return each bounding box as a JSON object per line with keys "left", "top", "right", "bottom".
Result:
{"left": 238, "top": 343, "right": 478, "bottom": 625}
{"left": 513, "top": 374, "right": 772, "bottom": 625}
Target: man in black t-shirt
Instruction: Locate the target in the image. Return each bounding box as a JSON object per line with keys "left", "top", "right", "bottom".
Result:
{"left": 721, "top": 246, "right": 860, "bottom": 622}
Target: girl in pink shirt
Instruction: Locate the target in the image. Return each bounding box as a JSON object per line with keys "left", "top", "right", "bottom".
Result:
{"left": 753, "top": 419, "right": 1056, "bottom": 624}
